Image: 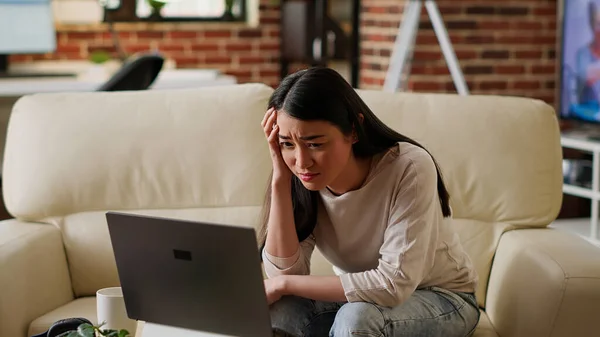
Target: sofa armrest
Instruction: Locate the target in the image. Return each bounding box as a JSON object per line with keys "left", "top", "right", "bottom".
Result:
{"left": 486, "top": 228, "right": 600, "bottom": 337}
{"left": 0, "top": 219, "right": 74, "bottom": 337}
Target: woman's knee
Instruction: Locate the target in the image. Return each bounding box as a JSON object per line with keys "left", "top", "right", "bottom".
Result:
{"left": 330, "top": 302, "right": 385, "bottom": 336}
{"left": 270, "top": 296, "right": 314, "bottom": 337}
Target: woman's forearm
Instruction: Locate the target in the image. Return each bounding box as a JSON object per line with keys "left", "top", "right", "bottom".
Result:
{"left": 282, "top": 275, "right": 347, "bottom": 303}
{"left": 264, "top": 179, "right": 299, "bottom": 259}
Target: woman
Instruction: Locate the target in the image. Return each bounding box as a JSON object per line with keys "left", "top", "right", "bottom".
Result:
{"left": 259, "top": 67, "right": 479, "bottom": 337}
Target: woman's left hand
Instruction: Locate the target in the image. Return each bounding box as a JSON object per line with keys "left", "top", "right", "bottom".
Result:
{"left": 264, "top": 276, "right": 286, "bottom": 305}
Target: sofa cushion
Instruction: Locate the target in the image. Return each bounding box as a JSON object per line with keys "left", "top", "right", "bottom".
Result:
{"left": 3, "top": 84, "right": 274, "bottom": 221}
{"left": 28, "top": 297, "right": 97, "bottom": 337}
{"left": 473, "top": 312, "right": 499, "bottom": 337}
{"left": 52, "top": 206, "right": 264, "bottom": 297}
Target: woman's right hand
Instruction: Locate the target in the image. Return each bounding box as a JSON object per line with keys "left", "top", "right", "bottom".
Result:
{"left": 261, "top": 107, "right": 292, "bottom": 183}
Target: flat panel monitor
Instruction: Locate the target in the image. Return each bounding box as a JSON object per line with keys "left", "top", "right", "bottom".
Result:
{"left": 0, "top": 0, "right": 60, "bottom": 77}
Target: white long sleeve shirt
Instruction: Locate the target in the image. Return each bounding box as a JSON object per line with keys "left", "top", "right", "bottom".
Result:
{"left": 262, "top": 142, "right": 478, "bottom": 307}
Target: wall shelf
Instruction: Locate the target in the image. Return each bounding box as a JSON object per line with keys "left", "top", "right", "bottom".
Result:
{"left": 561, "top": 134, "right": 600, "bottom": 245}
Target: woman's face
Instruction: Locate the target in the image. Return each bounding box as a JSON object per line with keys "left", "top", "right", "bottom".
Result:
{"left": 276, "top": 112, "right": 355, "bottom": 191}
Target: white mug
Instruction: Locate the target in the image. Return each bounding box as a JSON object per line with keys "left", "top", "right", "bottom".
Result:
{"left": 96, "top": 287, "right": 138, "bottom": 335}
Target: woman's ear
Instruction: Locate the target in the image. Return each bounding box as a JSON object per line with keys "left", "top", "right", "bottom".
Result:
{"left": 358, "top": 113, "right": 364, "bottom": 124}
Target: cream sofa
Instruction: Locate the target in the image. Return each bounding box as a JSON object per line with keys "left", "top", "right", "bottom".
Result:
{"left": 0, "top": 83, "right": 599, "bottom": 337}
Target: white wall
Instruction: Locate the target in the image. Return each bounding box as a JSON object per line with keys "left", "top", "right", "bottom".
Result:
{"left": 52, "top": 0, "right": 104, "bottom": 24}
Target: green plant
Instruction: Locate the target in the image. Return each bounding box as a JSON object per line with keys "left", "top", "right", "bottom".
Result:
{"left": 90, "top": 50, "right": 111, "bottom": 64}
{"left": 146, "top": 0, "right": 167, "bottom": 11}
{"left": 225, "top": 0, "right": 235, "bottom": 11}
{"left": 58, "top": 322, "right": 130, "bottom": 337}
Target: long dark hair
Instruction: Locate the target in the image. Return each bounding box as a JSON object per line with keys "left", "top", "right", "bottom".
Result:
{"left": 258, "top": 67, "right": 450, "bottom": 250}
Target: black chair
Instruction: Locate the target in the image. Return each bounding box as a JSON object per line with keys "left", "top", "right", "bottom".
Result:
{"left": 97, "top": 53, "right": 164, "bottom": 92}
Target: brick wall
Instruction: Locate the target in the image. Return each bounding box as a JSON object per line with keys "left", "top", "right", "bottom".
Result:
{"left": 360, "top": 0, "right": 557, "bottom": 104}
{"left": 9, "top": 0, "right": 281, "bottom": 87}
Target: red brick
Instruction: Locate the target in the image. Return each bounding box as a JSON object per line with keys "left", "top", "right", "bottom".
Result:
{"left": 66, "top": 32, "right": 98, "bottom": 41}
{"left": 101, "top": 32, "right": 133, "bottom": 41}
{"left": 363, "top": 34, "right": 392, "bottom": 42}
{"left": 412, "top": 81, "right": 443, "bottom": 91}
{"left": 260, "top": 17, "right": 280, "bottom": 25}
{"left": 531, "top": 65, "right": 556, "bottom": 74}
{"left": 479, "top": 81, "right": 508, "bottom": 90}
{"left": 466, "top": 6, "right": 495, "bottom": 15}
{"left": 533, "top": 7, "right": 556, "bottom": 16}
{"left": 515, "top": 50, "right": 544, "bottom": 59}
{"left": 465, "top": 66, "right": 494, "bottom": 75}
{"left": 56, "top": 44, "right": 81, "bottom": 53}
{"left": 514, "top": 81, "right": 541, "bottom": 90}
{"left": 362, "top": 48, "right": 376, "bottom": 56}
{"left": 203, "top": 30, "right": 232, "bottom": 38}
{"left": 191, "top": 43, "right": 219, "bottom": 52}
{"left": 416, "top": 33, "right": 439, "bottom": 45}
{"left": 481, "top": 50, "right": 510, "bottom": 59}
{"left": 238, "top": 29, "right": 262, "bottom": 38}
{"left": 455, "top": 50, "right": 479, "bottom": 60}
{"left": 496, "top": 65, "right": 526, "bottom": 74}
{"left": 156, "top": 44, "right": 186, "bottom": 52}
{"left": 362, "top": 77, "right": 385, "bottom": 86}
{"left": 239, "top": 56, "right": 266, "bottom": 64}
{"left": 438, "top": 5, "right": 463, "bottom": 15}
{"left": 464, "top": 35, "right": 494, "bottom": 44}
{"left": 59, "top": 52, "right": 85, "bottom": 60}
{"left": 258, "top": 42, "right": 279, "bottom": 51}
{"left": 414, "top": 51, "right": 442, "bottom": 61}
{"left": 225, "top": 42, "right": 253, "bottom": 52}
{"left": 136, "top": 32, "right": 165, "bottom": 39}
{"left": 123, "top": 44, "right": 154, "bottom": 54}
{"left": 499, "top": 7, "right": 530, "bottom": 16}
{"left": 225, "top": 69, "right": 253, "bottom": 78}
{"left": 205, "top": 56, "right": 232, "bottom": 64}
{"left": 173, "top": 56, "right": 201, "bottom": 67}
{"left": 513, "top": 21, "right": 544, "bottom": 30}
{"left": 446, "top": 21, "right": 477, "bottom": 30}
{"left": 478, "top": 21, "right": 511, "bottom": 30}
{"left": 412, "top": 66, "right": 450, "bottom": 76}
{"left": 364, "top": 6, "right": 387, "bottom": 14}
{"left": 166, "top": 31, "right": 198, "bottom": 39}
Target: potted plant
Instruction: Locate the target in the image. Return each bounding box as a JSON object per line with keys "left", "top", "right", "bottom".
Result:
{"left": 58, "top": 321, "right": 130, "bottom": 337}
{"left": 84, "top": 50, "right": 113, "bottom": 81}
{"left": 223, "top": 0, "right": 236, "bottom": 21}
{"left": 147, "top": 0, "right": 167, "bottom": 21}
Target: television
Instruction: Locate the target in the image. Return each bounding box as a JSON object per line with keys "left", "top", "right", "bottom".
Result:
{"left": 0, "top": 0, "right": 60, "bottom": 78}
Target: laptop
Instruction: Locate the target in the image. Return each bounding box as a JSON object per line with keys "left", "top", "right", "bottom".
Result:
{"left": 105, "top": 212, "right": 272, "bottom": 337}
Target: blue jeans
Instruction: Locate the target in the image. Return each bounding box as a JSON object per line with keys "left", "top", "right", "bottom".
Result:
{"left": 270, "top": 287, "right": 480, "bottom": 337}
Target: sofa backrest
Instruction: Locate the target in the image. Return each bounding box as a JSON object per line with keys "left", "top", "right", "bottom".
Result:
{"left": 3, "top": 84, "right": 274, "bottom": 296}
{"left": 3, "top": 84, "right": 273, "bottom": 220}
{"left": 356, "top": 89, "right": 563, "bottom": 227}
{"left": 2, "top": 84, "right": 563, "bottom": 306}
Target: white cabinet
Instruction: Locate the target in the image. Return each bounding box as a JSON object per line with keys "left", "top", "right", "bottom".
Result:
{"left": 561, "top": 134, "right": 600, "bottom": 245}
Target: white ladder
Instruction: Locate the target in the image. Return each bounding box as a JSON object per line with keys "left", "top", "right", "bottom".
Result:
{"left": 383, "top": 0, "right": 469, "bottom": 95}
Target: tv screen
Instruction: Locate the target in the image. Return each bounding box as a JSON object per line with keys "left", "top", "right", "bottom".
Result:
{"left": 560, "top": 0, "right": 600, "bottom": 123}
